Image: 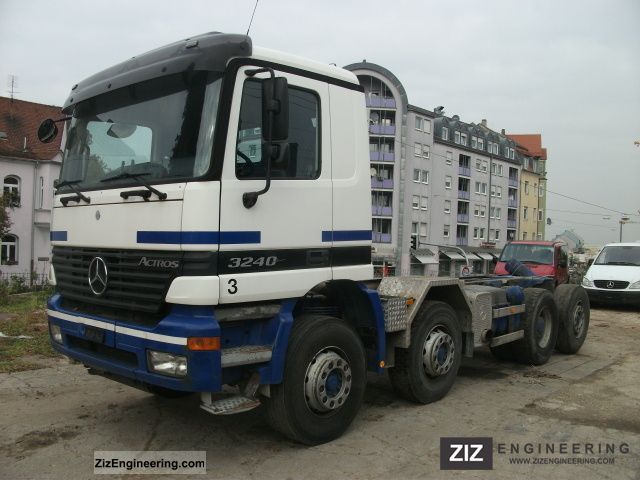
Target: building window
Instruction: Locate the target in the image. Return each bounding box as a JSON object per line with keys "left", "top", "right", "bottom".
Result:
{"left": 482, "top": 160, "right": 488, "bottom": 172}
{"left": 492, "top": 143, "right": 498, "bottom": 155}
{"left": 443, "top": 224, "right": 450, "bottom": 237}
{"left": 446, "top": 151, "right": 453, "bottom": 165}
{"left": 444, "top": 200, "right": 451, "bottom": 213}
{"left": 421, "top": 170, "right": 429, "bottom": 184}
{"left": 524, "top": 206, "right": 528, "bottom": 219}
{"left": 471, "top": 136, "right": 477, "bottom": 148}
{"left": 490, "top": 206, "right": 496, "bottom": 218}
{"left": 445, "top": 176, "right": 452, "bottom": 189}
{"left": 474, "top": 204, "right": 480, "bottom": 217}
{"left": 413, "top": 169, "right": 421, "bottom": 182}
{"left": 480, "top": 205, "right": 486, "bottom": 217}
{"left": 3, "top": 175, "right": 20, "bottom": 207}
{"left": 423, "top": 119, "right": 432, "bottom": 133}
{"left": 537, "top": 233, "right": 542, "bottom": 240}
{"left": 491, "top": 185, "right": 496, "bottom": 197}
{"left": 454, "top": 131, "right": 461, "bottom": 144}
{"left": 415, "top": 117, "right": 422, "bottom": 131}
{"left": 475, "top": 181, "right": 487, "bottom": 195}
{"left": 539, "top": 182, "right": 545, "bottom": 197}
{"left": 475, "top": 159, "right": 482, "bottom": 171}
{"left": 442, "top": 127, "right": 449, "bottom": 141}
{"left": 478, "top": 138, "right": 484, "bottom": 150}
{"left": 496, "top": 186, "right": 502, "bottom": 198}
{"left": 414, "top": 143, "right": 422, "bottom": 156}
{"left": 460, "top": 133, "right": 468, "bottom": 146}
{"left": 523, "top": 232, "right": 527, "bottom": 240}
{"left": 496, "top": 207, "right": 501, "bottom": 219}
{"left": 412, "top": 195, "right": 420, "bottom": 209}
{"left": 495, "top": 229, "right": 500, "bottom": 241}
{"left": 474, "top": 227, "right": 485, "bottom": 240}
{"left": 538, "top": 209, "right": 544, "bottom": 221}
{"left": 524, "top": 181, "right": 529, "bottom": 194}
{"left": 421, "top": 196, "right": 428, "bottom": 210}
{"left": 510, "top": 148, "right": 515, "bottom": 159}
{"left": 422, "top": 144, "right": 430, "bottom": 158}
{"left": 0, "top": 234, "right": 18, "bottom": 265}
{"left": 420, "top": 223, "right": 428, "bottom": 240}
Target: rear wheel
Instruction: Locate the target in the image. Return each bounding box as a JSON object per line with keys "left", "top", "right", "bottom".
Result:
{"left": 389, "top": 301, "right": 462, "bottom": 404}
{"left": 554, "top": 284, "right": 590, "bottom": 354}
{"left": 512, "top": 288, "right": 559, "bottom": 365}
{"left": 262, "top": 315, "right": 366, "bottom": 445}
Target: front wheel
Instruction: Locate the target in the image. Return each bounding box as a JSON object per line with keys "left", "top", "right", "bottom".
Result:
{"left": 388, "top": 301, "right": 462, "bottom": 404}
{"left": 262, "top": 315, "right": 366, "bottom": 445}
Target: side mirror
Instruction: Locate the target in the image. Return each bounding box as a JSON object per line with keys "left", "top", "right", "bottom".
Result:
{"left": 38, "top": 119, "right": 58, "bottom": 143}
{"left": 262, "top": 77, "right": 289, "bottom": 143}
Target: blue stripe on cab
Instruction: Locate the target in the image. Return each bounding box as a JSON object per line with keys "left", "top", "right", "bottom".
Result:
{"left": 136, "top": 231, "right": 261, "bottom": 245}
{"left": 322, "top": 230, "right": 372, "bottom": 242}
{"left": 50, "top": 231, "right": 68, "bottom": 241}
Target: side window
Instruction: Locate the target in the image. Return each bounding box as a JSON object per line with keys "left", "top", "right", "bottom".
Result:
{"left": 236, "top": 79, "right": 320, "bottom": 179}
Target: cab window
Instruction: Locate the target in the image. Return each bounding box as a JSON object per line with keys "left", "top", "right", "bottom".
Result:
{"left": 235, "top": 79, "right": 320, "bottom": 179}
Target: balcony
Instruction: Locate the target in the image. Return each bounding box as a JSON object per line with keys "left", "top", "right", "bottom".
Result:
{"left": 508, "top": 198, "right": 518, "bottom": 208}
{"left": 456, "top": 237, "right": 468, "bottom": 246}
{"left": 366, "top": 97, "right": 396, "bottom": 109}
{"left": 372, "top": 205, "right": 393, "bottom": 216}
{"left": 370, "top": 151, "right": 395, "bottom": 162}
{"left": 508, "top": 219, "right": 517, "bottom": 229}
{"left": 369, "top": 124, "right": 396, "bottom": 136}
{"left": 458, "top": 190, "right": 470, "bottom": 200}
{"left": 509, "top": 177, "right": 518, "bottom": 187}
{"left": 371, "top": 178, "right": 394, "bottom": 189}
{"left": 33, "top": 209, "right": 52, "bottom": 226}
{"left": 457, "top": 213, "right": 469, "bottom": 224}
{"left": 373, "top": 232, "right": 392, "bottom": 243}
{"left": 458, "top": 166, "right": 471, "bottom": 177}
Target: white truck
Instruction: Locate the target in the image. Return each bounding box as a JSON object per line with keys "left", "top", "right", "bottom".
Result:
{"left": 39, "top": 32, "right": 590, "bottom": 445}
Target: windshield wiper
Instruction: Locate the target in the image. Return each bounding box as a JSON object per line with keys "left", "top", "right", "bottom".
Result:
{"left": 101, "top": 172, "right": 167, "bottom": 201}
{"left": 55, "top": 179, "right": 91, "bottom": 205}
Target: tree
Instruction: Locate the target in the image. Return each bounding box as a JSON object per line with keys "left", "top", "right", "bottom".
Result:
{"left": 0, "top": 195, "right": 12, "bottom": 238}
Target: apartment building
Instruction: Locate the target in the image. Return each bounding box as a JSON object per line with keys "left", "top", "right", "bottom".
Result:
{"left": 0, "top": 96, "right": 63, "bottom": 278}
{"left": 508, "top": 134, "right": 548, "bottom": 240}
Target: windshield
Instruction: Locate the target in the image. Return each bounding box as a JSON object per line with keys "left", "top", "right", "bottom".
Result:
{"left": 59, "top": 71, "right": 222, "bottom": 191}
{"left": 594, "top": 246, "right": 640, "bottom": 266}
{"left": 500, "top": 244, "right": 554, "bottom": 265}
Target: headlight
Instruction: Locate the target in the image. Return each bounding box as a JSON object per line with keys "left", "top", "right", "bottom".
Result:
{"left": 629, "top": 280, "right": 640, "bottom": 290}
{"left": 147, "top": 350, "right": 187, "bottom": 377}
{"left": 581, "top": 277, "right": 593, "bottom": 287}
{"left": 50, "top": 323, "right": 63, "bottom": 344}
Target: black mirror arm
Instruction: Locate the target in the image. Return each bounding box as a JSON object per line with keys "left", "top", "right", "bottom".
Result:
{"left": 243, "top": 67, "right": 277, "bottom": 209}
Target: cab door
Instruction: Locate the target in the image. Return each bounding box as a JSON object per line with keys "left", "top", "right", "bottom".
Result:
{"left": 217, "top": 65, "right": 332, "bottom": 303}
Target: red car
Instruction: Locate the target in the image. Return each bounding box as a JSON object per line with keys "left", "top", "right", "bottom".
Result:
{"left": 494, "top": 241, "right": 570, "bottom": 286}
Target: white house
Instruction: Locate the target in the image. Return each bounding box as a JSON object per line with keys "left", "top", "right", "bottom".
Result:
{"left": 0, "top": 96, "right": 63, "bottom": 280}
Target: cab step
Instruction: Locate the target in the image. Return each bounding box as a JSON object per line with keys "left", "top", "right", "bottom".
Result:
{"left": 200, "top": 394, "right": 261, "bottom": 415}
{"left": 220, "top": 345, "right": 272, "bottom": 368}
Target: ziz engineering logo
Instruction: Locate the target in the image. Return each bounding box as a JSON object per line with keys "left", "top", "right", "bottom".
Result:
{"left": 440, "top": 437, "right": 493, "bottom": 470}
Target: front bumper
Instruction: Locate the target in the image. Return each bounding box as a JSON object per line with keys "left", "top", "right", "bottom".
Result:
{"left": 47, "top": 294, "right": 222, "bottom": 392}
{"left": 584, "top": 288, "right": 640, "bottom": 307}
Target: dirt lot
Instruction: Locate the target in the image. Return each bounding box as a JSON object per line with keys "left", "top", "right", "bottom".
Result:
{"left": 0, "top": 306, "right": 638, "bottom": 479}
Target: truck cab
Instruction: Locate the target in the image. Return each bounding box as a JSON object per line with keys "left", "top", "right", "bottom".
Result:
{"left": 494, "top": 241, "right": 569, "bottom": 286}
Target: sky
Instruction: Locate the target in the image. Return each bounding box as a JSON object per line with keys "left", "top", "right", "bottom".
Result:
{"left": 1, "top": 0, "right": 639, "bottom": 245}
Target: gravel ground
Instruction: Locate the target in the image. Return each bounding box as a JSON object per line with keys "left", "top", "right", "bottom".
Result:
{"left": 0, "top": 306, "right": 638, "bottom": 480}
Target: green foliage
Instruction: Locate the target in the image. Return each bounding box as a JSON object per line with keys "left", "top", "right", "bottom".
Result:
{"left": 0, "top": 195, "right": 11, "bottom": 238}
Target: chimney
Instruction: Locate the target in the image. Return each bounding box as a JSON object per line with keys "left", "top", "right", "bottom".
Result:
{"left": 481, "top": 119, "right": 487, "bottom": 127}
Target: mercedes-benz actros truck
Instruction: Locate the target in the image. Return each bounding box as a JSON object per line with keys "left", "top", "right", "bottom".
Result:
{"left": 40, "top": 32, "right": 590, "bottom": 445}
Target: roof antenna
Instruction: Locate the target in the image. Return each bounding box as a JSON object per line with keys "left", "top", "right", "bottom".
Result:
{"left": 7, "top": 74, "right": 19, "bottom": 102}
{"left": 246, "top": 0, "right": 259, "bottom": 36}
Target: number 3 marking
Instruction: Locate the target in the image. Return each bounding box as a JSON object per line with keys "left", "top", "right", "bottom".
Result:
{"left": 227, "top": 279, "right": 238, "bottom": 294}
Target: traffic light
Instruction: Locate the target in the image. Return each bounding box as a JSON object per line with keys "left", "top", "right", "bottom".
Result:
{"left": 410, "top": 236, "right": 417, "bottom": 250}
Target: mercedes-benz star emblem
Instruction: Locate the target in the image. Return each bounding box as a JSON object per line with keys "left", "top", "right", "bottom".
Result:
{"left": 88, "top": 257, "right": 108, "bottom": 295}
{"left": 606, "top": 281, "right": 615, "bottom": 289}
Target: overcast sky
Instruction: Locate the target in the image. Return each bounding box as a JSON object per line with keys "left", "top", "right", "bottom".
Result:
{"left": 1, "top": 0, "right": 639, "bottom": 245}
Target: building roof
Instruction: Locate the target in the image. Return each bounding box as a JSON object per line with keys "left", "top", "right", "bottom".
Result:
{"left": 0, "top": 96, "right": 63, "bottom": 161}
{"left": 507, "top": 133, "right": 547, "bottom": 160}
{"left": 343, "top": 61, "right": 409, "bottom": 110}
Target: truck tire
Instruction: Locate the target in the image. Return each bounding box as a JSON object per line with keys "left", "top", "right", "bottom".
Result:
{"left": 512, "top": 288, "right": 559, "bottom": 365}
{"left": 262, "top": 315, "right": 366, "bottom": 445}
{"left": 554, "top": 284, "right": 590, "bottom": 354}
{"left": 388, "top": 301, "right": 462, "bottom": 404}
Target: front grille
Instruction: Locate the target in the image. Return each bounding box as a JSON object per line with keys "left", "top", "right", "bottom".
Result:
{"left": 594, "top": 280, "right": 629, "bottom": 289}
{"left": 53, "top": 246, "right": 221, "bottom": 325}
